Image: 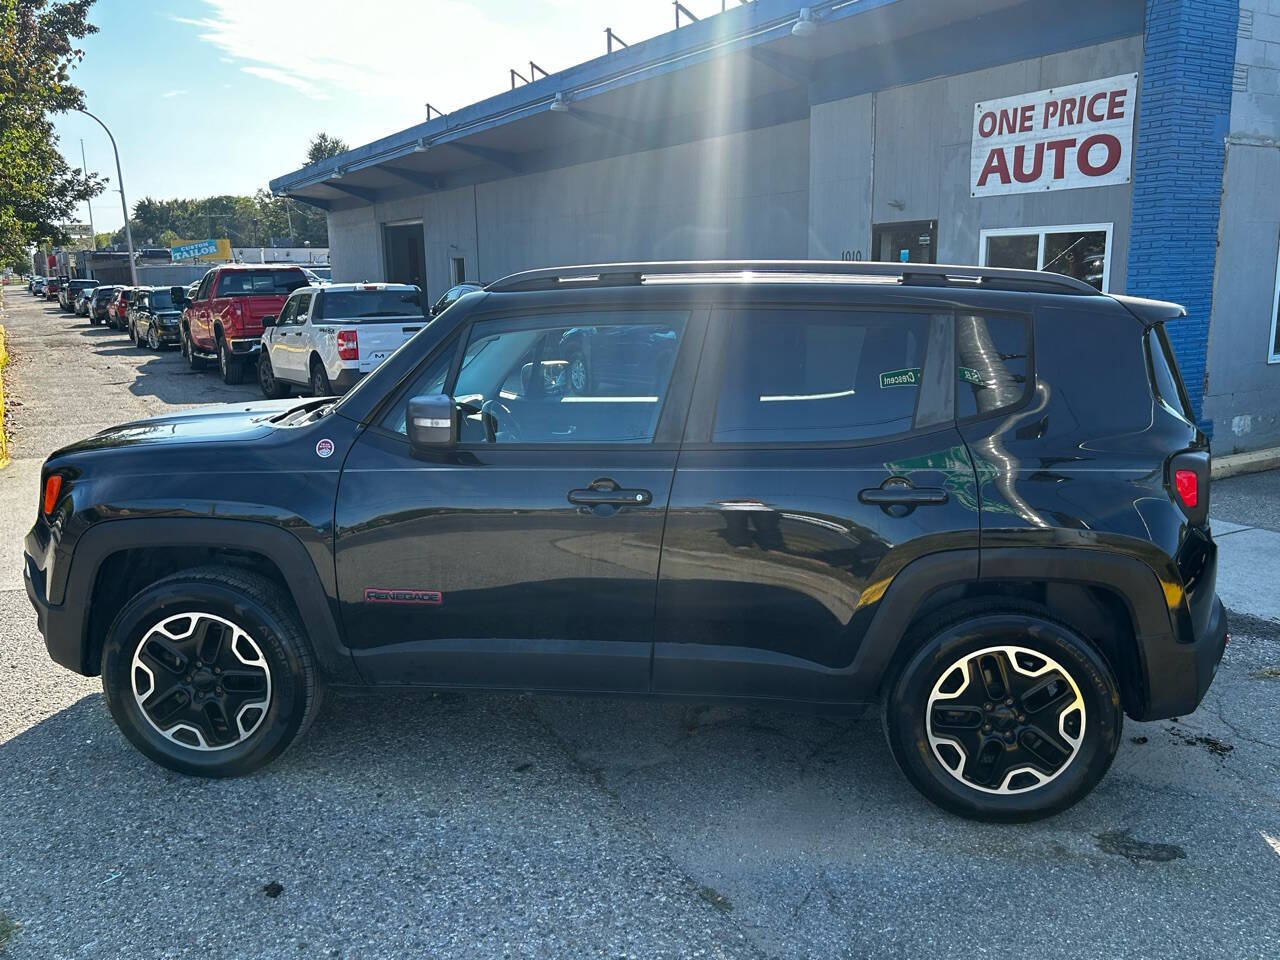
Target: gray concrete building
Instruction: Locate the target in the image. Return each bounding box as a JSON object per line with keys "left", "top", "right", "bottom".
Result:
{"left": 272, "top": 0, "right": 1280, "bottom": 452}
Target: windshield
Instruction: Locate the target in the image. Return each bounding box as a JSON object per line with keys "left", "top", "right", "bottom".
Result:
{"left": 148, "top": 290, "right": 175, "bottom": 309}
{"left": 216, "top": 270, "right": 308, "bottom": 296}
{"left": 317, "top": 289, "right": 423, "bottom": 321}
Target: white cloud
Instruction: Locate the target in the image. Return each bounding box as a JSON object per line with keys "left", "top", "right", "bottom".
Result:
{"left": 161, "top": 88, "right": 189, "bottom": 98}
{"left": 177, "top": 0, "right": 738, "bottom": 126}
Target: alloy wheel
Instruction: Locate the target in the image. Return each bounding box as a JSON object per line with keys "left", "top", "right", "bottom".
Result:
{"left": 130, "top": 612, "right": 272, "bottom": 751}
{"left": 569, "top": 355, "right": 588, "bottom": 394}
{"left": 925, "top": 644, "right": 1085, "bottom": 794}
{"left": 148, "top": 325, "right": 159, "bottom": 350}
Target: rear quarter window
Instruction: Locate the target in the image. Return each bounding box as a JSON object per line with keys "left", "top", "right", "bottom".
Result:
{"left": 1148, "top": 325, "right": 1194, "bottom": 421}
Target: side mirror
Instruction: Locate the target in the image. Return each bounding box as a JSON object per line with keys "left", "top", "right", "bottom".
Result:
{"left": 407, "top": 394, "right": 456, "bottom": 451}
{"left": 170, "top": 285, "right": 187, "bottom": 304}
{"left": 262, "top": 314, "right": 277, "bottom": 327}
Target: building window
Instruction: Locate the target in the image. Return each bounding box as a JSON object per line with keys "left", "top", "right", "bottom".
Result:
{"left": 979, "top": 223, "right": 1113, "bottom": 291}
{"left": 452, "top": 257, "right": 466, "bottom": 285}
{"left": 1270, "top": 242, "right": 1280, "bottom": 364}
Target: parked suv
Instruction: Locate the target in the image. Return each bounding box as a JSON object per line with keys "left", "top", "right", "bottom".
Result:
{"left": 107, "top": 287, "right": 135, "bottom": 330}
{"left": 89, "top": 285, "right": 119, "bottom": 326}
{"left": 175, "top": 265, "right": 311, "bottom": 385}
{"left": 258, "top": 282, "right": 427, "bottom": 398}
{"left": 23, "top": 262, "right": 1226, "bottom": 821}
{"left": 130, "top": 287, "right": 183, "bottom": 350}
{"left": 60, "top": 278, "right": 96, "bottom": 312}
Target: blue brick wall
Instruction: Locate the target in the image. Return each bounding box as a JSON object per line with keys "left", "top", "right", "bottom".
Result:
{"left": 1126, "top": 0, "right": 1238, "bottom": 427}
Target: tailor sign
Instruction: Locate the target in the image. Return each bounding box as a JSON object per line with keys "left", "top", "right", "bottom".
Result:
{"left": 971, "top": 74, "right": 1137, "bottom": 198}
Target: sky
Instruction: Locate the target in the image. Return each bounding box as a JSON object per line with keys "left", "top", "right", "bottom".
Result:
{"left": 54, "top": 0, "right": 747, "bottom": 234}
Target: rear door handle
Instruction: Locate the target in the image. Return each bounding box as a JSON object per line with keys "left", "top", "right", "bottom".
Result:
{"left": 858, "top": 487, "right": 948, "bottom": 506}
{"left": 568, "top": 477, "right": 652, "bottom": 506}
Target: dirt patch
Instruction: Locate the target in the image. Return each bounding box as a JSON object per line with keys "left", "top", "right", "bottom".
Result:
{"left": 1130, "top": 736, "right": 1148, "bottom": 745}
{"left": 1251, "top": 667, "right": 1280, "bottom": 681}
{"left": 698, "top": 885, "right": 733, "bottom": 913}
{"left": 1165, "top": 726, "right": 1234, "bottom": 758}
{"left": 1096, "top": 829, "right": 1187, "bottom": 863}
{"left": 0, "top": 913, "right": 17, "bottom": 951}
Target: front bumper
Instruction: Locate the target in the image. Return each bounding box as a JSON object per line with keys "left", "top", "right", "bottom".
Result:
{"left": 24, "top": 550, "right": 84, "bottom": 674}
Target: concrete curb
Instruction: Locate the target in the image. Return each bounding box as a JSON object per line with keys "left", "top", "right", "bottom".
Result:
{"left": 0, "top": 318, "right": 8, "bottom": 469}
{"left": 1213, "top": 447, "right": 1280, "bottom": 480}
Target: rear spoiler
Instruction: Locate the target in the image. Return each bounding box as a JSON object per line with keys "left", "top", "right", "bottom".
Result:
{"left": 1110, "top": 294, "right": 1187, "bottom": 329}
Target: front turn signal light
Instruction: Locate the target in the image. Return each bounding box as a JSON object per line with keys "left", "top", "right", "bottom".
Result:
{"left": 42, "top": 473, "right": 63, "bottom": 517}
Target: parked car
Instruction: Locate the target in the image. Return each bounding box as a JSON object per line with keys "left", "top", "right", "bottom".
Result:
{"left": 30, "top": 277, "right": 46, "bottom": 297}
{"left": 59, "top": 278, "right": 96, "bottom": 312}
{"left": 23, "top": 261, "right": 1226, "bottom": 822}
{"left": 74, "top": 285, "right": 98, "bottom": 317}
{"left": 43, "top": 277, "right": 62, "bottom": 301}
{"left": 175, "top": 265, "right": 311, "bottom": 385}
{"left": 130, "top": 287, "right": 183, "bottom": 350}
{"left": 429, "top": 281, "right": 483, "bottom": 317}
{"left": 303, "top": 267, "right": 332, "bottom": 283}
{"left": 89, "top": 286, "right": 119, "bottom": 326}
{"left": 257, "top": 282, "right": 427, "bottom": 399}
{"left": 107, "top": 287, "right": 135, "bottom": 330}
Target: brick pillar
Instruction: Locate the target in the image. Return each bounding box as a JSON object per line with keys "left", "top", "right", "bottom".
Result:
{"left": 1126, "top": 0, "right": 1238, "bottom": 426}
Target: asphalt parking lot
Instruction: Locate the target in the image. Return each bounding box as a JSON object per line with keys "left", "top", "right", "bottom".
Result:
{"left": 1, "top": 291, "right": 1279, "bottom": 959}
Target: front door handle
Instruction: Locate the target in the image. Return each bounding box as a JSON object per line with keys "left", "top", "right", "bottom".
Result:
{"left": 568, "top": 477, "right": 652, "bottom": 506}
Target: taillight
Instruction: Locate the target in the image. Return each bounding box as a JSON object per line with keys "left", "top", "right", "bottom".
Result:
{"left": 42, "top": 473, "right": 64, "bottom": 517}
{"left": 1174, "top": 469, "right": 1198, "bottom": 509}
{"left": 337, "top": 329, "right": 359, "bottom": 361}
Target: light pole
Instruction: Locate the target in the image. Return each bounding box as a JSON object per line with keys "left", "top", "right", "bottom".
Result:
{"left": 79, "top": 139, "right": 96, "bottom": 252}
{"left": 75, "top": 107, "right": 137, "bottom": 285}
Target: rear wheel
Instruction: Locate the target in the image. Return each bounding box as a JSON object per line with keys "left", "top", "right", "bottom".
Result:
{"left": 310, "top": 359, "right": 333, "bottom": 397}
{"left": 258, "top": 351, "right": 290, "bottom": 399}
{"left": 884, "top": 601, "right": 1122, "bottom": 822}
{"left": 101, "top": 566, "right": 322, "bottom": 777}
{"left": 218, "top": 335, "right": 245, "bottom": 385}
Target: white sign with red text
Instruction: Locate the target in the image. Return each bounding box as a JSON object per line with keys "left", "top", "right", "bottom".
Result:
{"left": 971, "top": 74, "right": 1137, "bottom": 198}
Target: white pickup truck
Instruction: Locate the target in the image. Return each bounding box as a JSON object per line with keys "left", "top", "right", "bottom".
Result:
{"left": 257, "top": 282, "right": 427, "bottom": 397}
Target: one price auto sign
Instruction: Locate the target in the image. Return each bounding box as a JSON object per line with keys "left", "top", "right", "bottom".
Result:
{"left": 971, "top": 74, "right": 1137, "bottom": 198}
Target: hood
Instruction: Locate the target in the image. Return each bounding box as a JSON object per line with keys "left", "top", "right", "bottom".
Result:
{"left": 52, "top": 398, "right": 308, "bottom": 456}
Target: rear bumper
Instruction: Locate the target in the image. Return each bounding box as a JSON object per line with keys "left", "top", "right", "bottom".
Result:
{"left": 227, "top": 337, "right": 261, "bottom": 357}
{"left": 1137, "top": 595, "right": 1227, "bottom": 720}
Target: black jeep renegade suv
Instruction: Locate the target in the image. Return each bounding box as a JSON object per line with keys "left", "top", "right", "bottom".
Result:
{"left": 24, "top": 261, "right": 1227, "bottom": 821}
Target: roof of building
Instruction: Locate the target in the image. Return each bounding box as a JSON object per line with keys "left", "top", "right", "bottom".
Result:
{"left": 270, "top": 0, "right": 1132, "bottom": 210}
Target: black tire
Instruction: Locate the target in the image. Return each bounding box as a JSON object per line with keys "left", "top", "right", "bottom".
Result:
{"left": 183, "top": 326, "right": 208, "bottom": 370}
{"left": 258, "top": 351, "right": 290, "bottom": 399}
{"left": 310, "top": 359, "right": 332, "bottom": 397}
{"left": 566, "top": 348, "right": 589, "bottom": 396}
{"left": 884, "top": 600, "right": 1122, "bottom": 822}
{"left": 218, "top": 335, "right": 245, "bottom": 384}
{"left": 100, "top": 565, "right": 322, "bottom": 777}
{"left": 147, "top": 323, "right": 161, "bottom": 351}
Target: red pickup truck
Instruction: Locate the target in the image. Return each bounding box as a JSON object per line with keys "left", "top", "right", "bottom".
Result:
{"left": 177, "top": 265, "right": 311, "bottom": 384}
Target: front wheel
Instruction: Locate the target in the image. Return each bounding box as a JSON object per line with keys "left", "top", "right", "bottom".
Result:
{"left": 258, "top": 351, "right": 290, "bottom": 399}
{"left": 147, "top": 323, "right": 161, "bottom": 351}
{"left": 884, "top": 602, "right": 1122, "bottom": 822}
{"left": 101, "top": 566, "right": 322, "bottom": 777}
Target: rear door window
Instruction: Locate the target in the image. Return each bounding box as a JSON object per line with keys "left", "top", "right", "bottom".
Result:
{"left": 711, "top": 309, "right": 933, "bottom": 444}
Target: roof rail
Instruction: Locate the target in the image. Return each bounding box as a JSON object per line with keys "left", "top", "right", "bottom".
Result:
{"left": 485, "top": 261, "right": 1104, "bottom": 296}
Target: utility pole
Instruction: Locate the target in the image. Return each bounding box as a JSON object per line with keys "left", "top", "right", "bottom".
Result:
{"left": 80, "top": 139, "right": 96, "bottom": 252}
{"left": 75, "top": 107, "right": 137, "bottom": 285}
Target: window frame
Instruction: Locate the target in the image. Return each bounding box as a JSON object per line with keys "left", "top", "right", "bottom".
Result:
{"left": 978, "top": 222, "right": 1114, "bottom": 292}
{"left": 683, "top": 303, "right": 959, "bottom": 451}
{"left": 366, "top": 304, "right": 709, "bottom": 450}
{"left": 1269, "top": 236, "right": 1280, "bottom": 364}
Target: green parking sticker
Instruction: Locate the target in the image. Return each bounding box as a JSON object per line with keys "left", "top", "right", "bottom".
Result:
{"left": 957, "top": 366, "right": 985, "bottom": 386}
{"left": 879, "top": 368, "right": 921, "bottom": 389}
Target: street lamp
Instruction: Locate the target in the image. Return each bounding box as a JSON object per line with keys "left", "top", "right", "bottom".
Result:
{"left": 74, "top": 107, "right": 137, "bottom": 285}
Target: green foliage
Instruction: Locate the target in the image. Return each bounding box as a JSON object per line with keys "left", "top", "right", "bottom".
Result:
{"left": 0, "top": 0, "right": 104, "bottom": 263}
{"left": 108, "top": 191, "right": 328, "bottom": 250}
{"left": 305, "top": 132, "right": 348, "bottom": 166}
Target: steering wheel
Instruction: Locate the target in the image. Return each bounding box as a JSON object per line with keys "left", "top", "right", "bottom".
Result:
{"left": 480, "top": 398, "right": 523, "bottom": 443}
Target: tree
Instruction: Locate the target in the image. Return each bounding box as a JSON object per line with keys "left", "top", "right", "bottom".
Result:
{"left": 0, "top": 0, "right": 104, "bottom": 264}
{"left": 305, "top": 132, "right": 348, "bottom": 166}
